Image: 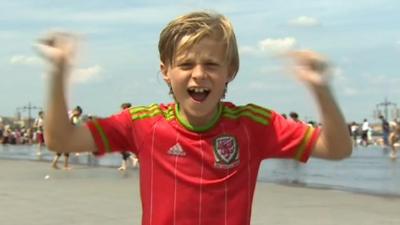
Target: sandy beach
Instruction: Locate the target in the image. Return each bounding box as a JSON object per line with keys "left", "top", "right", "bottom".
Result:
{"left": 0, "top": 158, "right": 399, "bottom": 225}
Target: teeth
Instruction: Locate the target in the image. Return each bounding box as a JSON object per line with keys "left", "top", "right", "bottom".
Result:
{"left": 189, "top": 87, "right": 209, "bottom": 93}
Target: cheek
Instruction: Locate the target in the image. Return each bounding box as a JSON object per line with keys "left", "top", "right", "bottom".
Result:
{"left": 168, "top": 73, "right": 187, "bottom": 90}
{"left": 170, "top": 70, "right": 189, "bottom": 82}
{"left": 214, "top": 72, "right": 231, "bottom": 85}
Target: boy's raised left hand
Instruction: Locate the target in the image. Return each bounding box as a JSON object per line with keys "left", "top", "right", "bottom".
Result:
{"left": 288, "top": 50, "right": 331, "bottom": 88}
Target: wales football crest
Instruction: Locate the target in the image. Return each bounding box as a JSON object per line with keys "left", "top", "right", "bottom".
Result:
{"left": 213, "top": 135, "right": 239, "bottom": 169}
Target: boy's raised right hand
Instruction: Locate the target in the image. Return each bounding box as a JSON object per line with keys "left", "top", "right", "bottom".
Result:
{"left": 34, "top": 32, "right": 97, "bottom": 153}
{"left": 35, "top": 32, "right": 78, "bottom": 72}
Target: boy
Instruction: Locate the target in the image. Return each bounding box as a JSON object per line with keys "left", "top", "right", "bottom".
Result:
{"left": 37, "top": 11, "right": 351, "bottom": 225}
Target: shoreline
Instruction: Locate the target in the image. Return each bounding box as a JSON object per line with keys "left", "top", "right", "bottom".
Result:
{"left": 1, "top": 155, "right": 400, "bottom": 199}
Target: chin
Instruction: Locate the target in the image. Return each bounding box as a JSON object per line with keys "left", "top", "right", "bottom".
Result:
{"left": 186, "top": 103, "right": 211, "bottom": 115}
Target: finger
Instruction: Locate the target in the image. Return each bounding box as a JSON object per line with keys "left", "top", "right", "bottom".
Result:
{"left": 38, "top": 38, "right": 55, "bottom": 47}
{"left": 37, "top": 31, "right": 78, "bottom": 49}
{"left": 309, "top": 60, "right": 329, "bottom": 74}
{"left": 288, "top": 50, "right": 329, "bottom": 73}
{"left": 33, "top": 43, "right": 64, "bottom": 63}
{"left": 33, "top": 43, "right": 54, "bottom": 57}
{"left": 287, "top": 50, "right": 320, "bottom": 63}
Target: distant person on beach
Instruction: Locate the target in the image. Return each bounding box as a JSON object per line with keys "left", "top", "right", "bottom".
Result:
{"left": 361, "top": 118, "right": 370, "bottom": 146}
{"left": 389, "top": 122, "right": 400, "bottom": 159}
{"left": 289, "top": 111, "right": 302, "bottom": 123}
{"left": 379, "top": 115, "right": 390, "bottom": 148}
{"left": 50, "top": 106, "right": 82, "bottom": 169}
{"left": 118, "top": 103, "right": 139, "bottom": 171}
{"left": 36, "top": 11, "right": 352, "bottom": 225}
{"left": 0, "top": 125, "right": 3, "bottom": 144}
{"left": 33, "top": 111, "right": 45, "bottom": 155}
{"left": 350, "top": 121, "right": 359, "bottom": 147}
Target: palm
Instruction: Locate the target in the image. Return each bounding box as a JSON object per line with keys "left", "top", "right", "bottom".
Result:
{"left": 36, "top": 32, "right": 77, "bottom": 66}
{"left": 288, "top": 50, "right": 330, "bottom": 87}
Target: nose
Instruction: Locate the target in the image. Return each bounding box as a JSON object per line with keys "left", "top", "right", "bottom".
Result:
{"left": 192, "top": 64, "right": 207, "bottom": 80}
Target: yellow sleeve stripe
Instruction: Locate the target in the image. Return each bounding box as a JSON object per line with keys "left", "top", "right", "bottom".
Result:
{"left": 294, "top": 126, "right": 315, "bottom": 161}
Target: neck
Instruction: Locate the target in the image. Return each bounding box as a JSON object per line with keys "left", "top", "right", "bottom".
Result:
{"left": 175, "top": 103, "right": 222, "bottom": 132}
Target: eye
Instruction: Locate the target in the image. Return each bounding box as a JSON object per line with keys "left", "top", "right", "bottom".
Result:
{"left": 178, "top": 62, "right": 193, "bottom": 70}
{"left": 205, "top": 62, "right": 220, "bottom": 69}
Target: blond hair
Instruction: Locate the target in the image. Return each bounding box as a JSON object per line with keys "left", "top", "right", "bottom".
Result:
{"left": 158, "top": 11, "right": 239, "bottom": 79}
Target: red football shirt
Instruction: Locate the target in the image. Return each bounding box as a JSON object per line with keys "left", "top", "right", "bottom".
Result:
{"left": 86, "top": 102, "right": 320, "bottom": 225}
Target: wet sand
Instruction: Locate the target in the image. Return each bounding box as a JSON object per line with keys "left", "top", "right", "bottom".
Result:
{"left": 0, "top": 159, "right": 399, "bottom": 225}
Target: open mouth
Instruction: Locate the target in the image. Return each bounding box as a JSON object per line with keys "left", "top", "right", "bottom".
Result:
{"left": 187, "top": 87, "right": 210, "bottom": 102}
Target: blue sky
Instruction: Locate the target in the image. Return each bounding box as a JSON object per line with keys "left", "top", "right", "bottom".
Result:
{"left": 1, "top": 0, "right": 400, "bottom": 123}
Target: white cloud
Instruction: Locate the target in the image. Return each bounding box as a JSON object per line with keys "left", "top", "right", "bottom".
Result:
{"left": 343, "top": 87, "right": 358, "bottom": 96}
{"left": 247, "top": 79, "right": 292, "bottom": 91}
{"left": 66, "top": 8, "right": 169, "bottom": 24}
{"left": 4, "top": 7, "right": 177, "bottom": 25}
{"left": 331, "top": 67, "right": 346, "bottom": 81}
{"left": 259, "top": 37, "right": 297, "bottom": 55}
{"left": 289, "top": 16, "right": 320, "bottom": 27}
{"left": 9, "top": 55, "right": 42, "bottom": 66}
{"left": 71, "top": 65, "right": 103, "bottom": 84}
{"left": 239, "top": 46, "right": 258, "bottom": 55}
{"left": 248, "top": 82, "right": 272, "bottom": 90}
{"left": 331, "top": 67, "right": 359, "bottom": 96}
{"left": 258, "top": 65, "right": 285, "bottom": 76}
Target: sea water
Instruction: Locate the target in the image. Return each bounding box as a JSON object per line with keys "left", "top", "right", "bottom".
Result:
{"left": 1, "top": 144, "right": 399, "bottom": 196}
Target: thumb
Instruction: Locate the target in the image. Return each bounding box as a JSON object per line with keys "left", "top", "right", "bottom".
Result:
{"left": 34, "top": 42, "right": 56, "bottom": 58}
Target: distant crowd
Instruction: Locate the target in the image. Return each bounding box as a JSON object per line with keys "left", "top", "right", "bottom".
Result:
{"left": 0, "top": 104, "right": 139, "bottom": 171}
{"left": 0, "top": 112, "right": 43, "bottom": 145}
{"left": 1, "top": 108, "right": 399, "bottom": 154}
{"left": 2, "top": 109, "right": 398, "bottom": 147}
{"left": 0, "top": 108, "right": 88, "bottom": 145}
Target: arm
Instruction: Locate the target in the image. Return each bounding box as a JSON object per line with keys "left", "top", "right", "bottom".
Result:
{"left": 289, "top": 50, "right": 352, "bottom": 160}
{"left": 36, "top": 32, "right": 96, "bottom": 153}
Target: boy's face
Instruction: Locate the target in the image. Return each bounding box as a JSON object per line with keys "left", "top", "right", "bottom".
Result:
{"left": 161, "top": 36, "right": 232, "bottom": 126}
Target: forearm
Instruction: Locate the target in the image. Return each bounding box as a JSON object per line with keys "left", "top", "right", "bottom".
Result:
{"left": 312, "top": 85, "right": 352, "bottom": 159}
{"left": 37, "top": 32, "right": 97, "bottom": 153}
{"left": 44, "top": 64, "right": 74, "bottom": 151}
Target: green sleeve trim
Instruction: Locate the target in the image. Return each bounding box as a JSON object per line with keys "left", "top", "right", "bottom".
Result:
{"left": 130, "top": 104, "right": 159, "bottom": 114}
{"left": 246, "top": 104, "right": 272, "bottom": 118}
{"left": 92, "top": 119, "right": 111, "bottom": 153}
{"left": 222, "top": 104, "right": 271, "bottom": 125}
{"left": 130, "top": 104, "right": 175, "bottom": 121}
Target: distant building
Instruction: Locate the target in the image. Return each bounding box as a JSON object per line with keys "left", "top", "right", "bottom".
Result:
{"left": 0, "top": 116, "right": 29, "bottom": 129}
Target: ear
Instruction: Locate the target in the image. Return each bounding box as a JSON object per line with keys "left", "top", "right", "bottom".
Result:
{"left": 160, "top": 62, "right": 170, "bottom": 84}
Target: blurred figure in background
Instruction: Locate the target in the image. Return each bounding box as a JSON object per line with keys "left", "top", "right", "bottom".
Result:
{"left": 289, "top": 111, "right": 302, "bottom": 123}
{"left": 350, "top": 121, "right": 359, "bottom": 148}
{"left": 51, "top": 106, "right": 82, "bottom": 169}
{"left": 379, "top": 115, "right": 390, "bottom": 149}
{"left": 361, "top": 118, "right": 370, "bottom": 147}
{"left": 389, "top": 122, "right": 400, "bottom": 159}
{"left": 33, "top": 111, "right": 45, "bottom": 155}
{"left": 118, "top": 103, "right": 139, "bottom": 171}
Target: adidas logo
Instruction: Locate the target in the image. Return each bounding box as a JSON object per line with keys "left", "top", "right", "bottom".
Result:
{"left": 168, "top": 143, "right": 186, "bottom": 156}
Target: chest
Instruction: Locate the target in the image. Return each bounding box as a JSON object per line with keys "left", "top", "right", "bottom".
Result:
{"left": 136, "top": 121, "right": 260, "bottom": 175}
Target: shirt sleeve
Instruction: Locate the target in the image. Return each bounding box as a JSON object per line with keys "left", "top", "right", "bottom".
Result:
{"left": 261, "top": 112, "right": 320, "bottom": 163}
{"left": 86, "top": 109, "right": 135, "bottom": 156}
